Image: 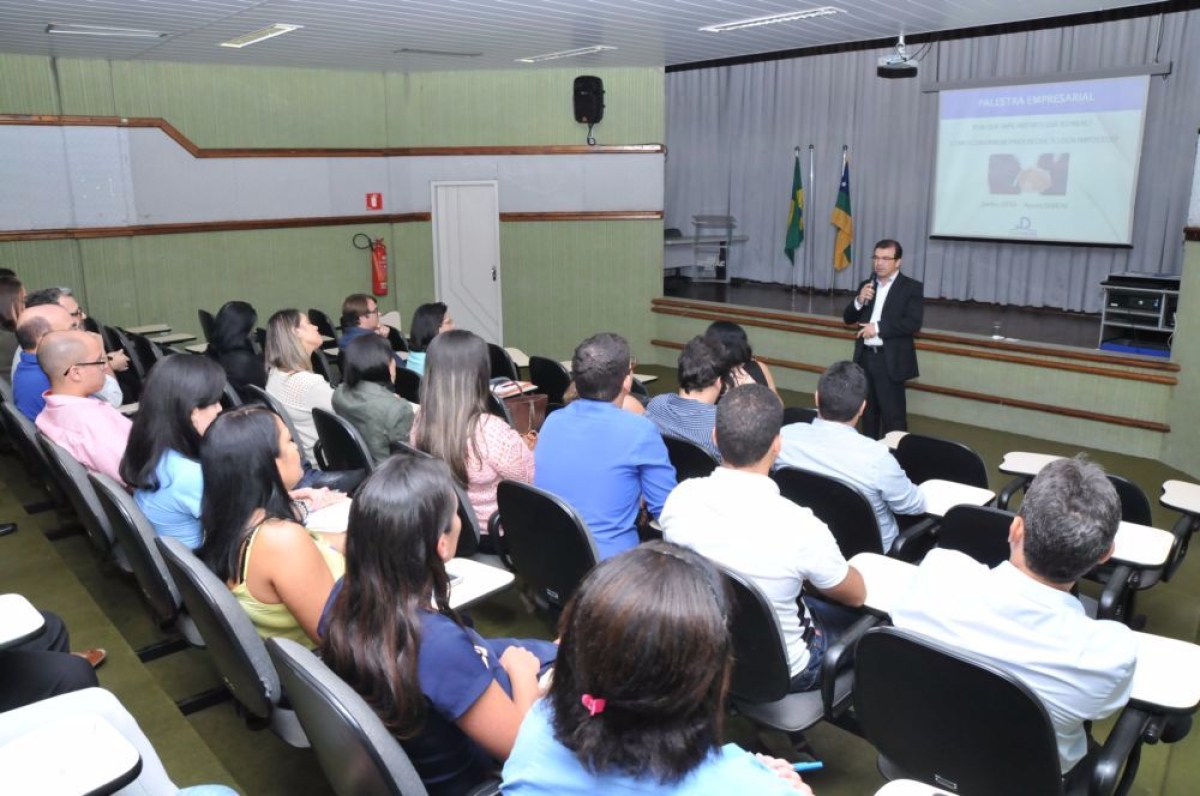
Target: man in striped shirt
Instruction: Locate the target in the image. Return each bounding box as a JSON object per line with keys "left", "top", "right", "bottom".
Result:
{"left": 645, "top": 335, "right": 724, "bottom": 460}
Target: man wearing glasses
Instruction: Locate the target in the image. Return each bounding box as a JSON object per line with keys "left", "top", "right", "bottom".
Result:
{"left": 11, "top": 304, "right": 78, "bottom": 421}
{"left": 21, "top": 287, "right": 130, "bottom": 407}
{"left": 338, "top": 293, "right": 404, "bottom": 367}
{"left": 34, "top": 330, "right": 132, "bottom": 487}
{"left": 842, "top": 239, "right": 924, "bottom": 439}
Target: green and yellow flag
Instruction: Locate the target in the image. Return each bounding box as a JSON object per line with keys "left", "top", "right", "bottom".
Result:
{"left": 831, "top": 158, "right": 853, "bottom": 271}
{"left": 784, "top": 154, "right": 804, "bottom": 264}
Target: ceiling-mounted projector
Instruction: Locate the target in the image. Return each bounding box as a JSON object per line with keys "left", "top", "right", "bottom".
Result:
{"left": 878, "top": 35, "right": 917, "bottom": 79}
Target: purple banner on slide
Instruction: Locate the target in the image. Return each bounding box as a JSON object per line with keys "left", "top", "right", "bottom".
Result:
{"left": 941, "top": 76, "right": 1147, "bottom": 119}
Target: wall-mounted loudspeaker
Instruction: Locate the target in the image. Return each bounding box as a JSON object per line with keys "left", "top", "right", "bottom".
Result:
{"left": 573, "top": 76, "right": 605, "bottom": 124}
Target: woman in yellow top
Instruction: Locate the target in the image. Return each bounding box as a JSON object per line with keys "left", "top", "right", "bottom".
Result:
{"left": 197, "top": 405, "right": 346, "bottom": 646}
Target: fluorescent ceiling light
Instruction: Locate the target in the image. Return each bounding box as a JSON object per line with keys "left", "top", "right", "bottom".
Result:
{"left": 700, "top": 6, "right": 844, "bottom": 33}
{"left": 395, "top": 47, "right": 482, "bottom": 58}
{"left": 220, "top": 24, "right": 303, "bottom": 49}
{"left": 516, "top": 45, "right": 616, "bottom": 64}
{"left": 45, "top": 23, "right": 167, "bottom": 38}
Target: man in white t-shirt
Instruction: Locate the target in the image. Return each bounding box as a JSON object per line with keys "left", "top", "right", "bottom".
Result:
{"left": 660, "top": 383, "right": 866, "bottom": 692}
{"left": 891, "top": 456, "right": 1137, "bottom": 781}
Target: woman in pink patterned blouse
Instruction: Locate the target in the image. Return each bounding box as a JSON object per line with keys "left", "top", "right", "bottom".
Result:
{"left": 410, "top": 330, "right": 534, "bottom": 549}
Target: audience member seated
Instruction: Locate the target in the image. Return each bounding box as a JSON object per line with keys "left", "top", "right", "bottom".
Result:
{"left": 320, "top": 456, "right": 556, "bottom": 796}
{"left": 12, "top": 303, "right": 76, "bottom": 421}
{"left": 197, "top": 406, "right": 345, "bottom": 645}
{"left": 501, "top": 541, "right": 812, "bottom": 795}
{"left": 338, "top": 293, "right": 403, "bottom": 366}
{"left": 23, "top": 287, "right": 128, "bottom": 408}
{"left": 206, "top": 300, "right": 265, "bottom": 399}
{"left": 120, "top": 355, "right": 227, "bottom": 549}
{"left": 0, "top": 606, "right": 104, "bottom": 713}
{"left": 34, "top": 330, "right": 132, "bottom": 486}
{"left": 645, "top": 335, "right": 725, "bottom": 460}
{"left": 891, "top": 456, "right": 1136, "bottom": 783}
{"left": 405, "top": 302, "right": 454, "bottom": 377}
{"left": 264, "top": 308, "right": 335, "bottom": 462}
{"left": 777, "top": 361, "right": 925, "bottom": 551}
{"left": 410, "top": 329, "right": 533, "bottom": 536}
{"left": 705, "top": 320, "right": 778, "bottom": 396}
{"left": 661, "top": 384, "right": 866, "bottom": 693}
{"left": 332, "top": 334, "right": 414, "bottom": 463}
{"left": 535, "top": 333, "right": 675, "bottom": 560}
{"left": 0, "top": 274, "right": 24, "bottom": 381}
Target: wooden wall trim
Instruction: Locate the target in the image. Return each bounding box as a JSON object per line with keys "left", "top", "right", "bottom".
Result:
{"left": 653, "top": 300, "right": 1179, "bottom": 384}
{"left": 0, "top": 211, "right": 664, "bottom": 242}
{"left": 651, "top": 338, "right": 1171, "bottom": 433}
{"left": 0, "top": 114, "right": 665, "bottom": 158}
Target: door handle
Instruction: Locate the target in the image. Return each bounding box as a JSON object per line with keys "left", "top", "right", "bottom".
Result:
{"left": 491, "top": 266, "right": 497, "bottom": 281}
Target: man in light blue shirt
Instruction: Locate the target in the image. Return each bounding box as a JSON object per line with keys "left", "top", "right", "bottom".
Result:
{"left": 535, "top": 333, "right": 676, "bottom": 560}
{"left": 777, "top": 361, "right": 925, "bottom": 551}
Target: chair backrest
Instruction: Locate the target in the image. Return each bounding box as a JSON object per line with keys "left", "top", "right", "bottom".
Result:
{"left": 894, "top": 433, "right": 990, "bottom": 489}
{"left": 717, "top": 564, "right": 792, "bottom": 704}
{"left": 312, "top": 349, "right": 340, "bottom": 387}
{"left": 89, "top": 472, "right": 183, "bottom": 629}
{"left": 221, "top": 381, "right": 244, "bottom": 409}
{"left": 772, "top": 466, "right": 884, "bottom": 558}
{"left": 662, "top": 435, "right": 718, "bottom": 482}
{"left": 386, "top": 327, "right": 409, "bottom": 353}
{"left": 308, "top": 308, "right": 339, "bottom": 343}
{"left": 394, "top": 368, "right": 422, "bottom": 404}
{"left": 495, "top": 480, "right": 598, "bottom": 609}
{"left": 245, "top": 385, "right": 308, "bottom": 467}
{"left": 312, "top": 407, "right": 375, "bottom": 472}
{"left": 198, "top": 309, "right": 215, "bottom": 343}
{"left": 782, "top": 406, "right": 818, "bottom": 426}
{"left": 937, "top": 505, "right": 1014, "bottom": 567}
{"left": 487, "top": 343, "right": 520, "bottom": 382}
{"left": 109, "top": 327, "right": 146, "bottom": 398}
{"left": 156, "top": 536, "right": 282, "bottom": 720}
{"left": 37, "top": 435, "right": 117, "bottom": 555}
{"left": 451, "top": 481, "right": 482, "bottom": 559}
{"left": 267, "top": 638, "right": 428, "bottom": 796}
{"left": 130, "top": 333, "right": 167, "bottom": 374}
{"left": 389, "top": 439, "right": 433, "bottom": 460}
{"left": 528, "top": 356, "right": 570, "bottom": 404}
{"left": 629, "top": 377, "right": 649, "bottom": 399}
{"left": 485, "top": 391, "right": 515, "bottom": 427}
{"left": 854, "top": 627, "right": 1064, "bottom": 795}
{"left": 0, "top": 401, "right": 66, "bottom": 507}
{"left": 1107, "top": 474, "right": 1153, "bottom": 526}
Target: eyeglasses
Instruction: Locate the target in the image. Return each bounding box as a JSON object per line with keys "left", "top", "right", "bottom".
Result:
{"left": 872, "top": 256, "right": 897, "bottom": 262}
{"left": 63, "top": 358, "right": 108, "bottom": 377}
{"left": 363, "top": 309, "right": 380, "bottom": 317}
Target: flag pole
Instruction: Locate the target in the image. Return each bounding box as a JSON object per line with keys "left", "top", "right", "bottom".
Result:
{"left": 807, "top": 144, "right": 815, "bottom": 297}
{"left": 791, "top": 146, "right": 800, "bottom": 293}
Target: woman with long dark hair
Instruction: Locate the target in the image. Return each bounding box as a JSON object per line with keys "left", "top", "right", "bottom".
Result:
{"left": 404, "top": 302, "right": 454, "bottom": 376}
{"left": 120, "top": 355, "right": 226, "bottom": 549}
{"left": 705, "top": 320, "right": 778, "bottom": 396}
{"left": 502, "top": 542, "right": 811, "bottom": 794}
{"left": 332, "top": 334, "right": 414, "bottom": 463}
{"left": 198, "top": 406, "right": 344, "bottom": 645}
{"left": 206, "top": 300, "right": 264, "bottom": 398}
{"left": 0, "top": 275, "right": 25, "bottom": 381}
{"left": 410, "top": 329, "right": 533, "bottom": 536}
{"left": 321, "top": 456, "right": 554, "bottom": 795}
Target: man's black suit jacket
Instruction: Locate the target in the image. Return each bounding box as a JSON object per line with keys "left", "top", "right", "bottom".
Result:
{"left": 842, "top": 272, "right": 924, "bottom": 383}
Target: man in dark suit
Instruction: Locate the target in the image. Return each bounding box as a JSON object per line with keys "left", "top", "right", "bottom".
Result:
{"left": 842, "top": 239, "right": 924, "bottom": 439}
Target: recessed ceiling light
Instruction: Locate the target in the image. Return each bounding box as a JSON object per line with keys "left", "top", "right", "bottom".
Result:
{"left": 516, "top": 45, "right": 616, "bottom": 64}
{"left": 45, "top": 23, "right": 167, "bottom": 39}
{"left": 394, "top": 47, "right": 482, "bottom": 58}
{"left": 220, "top": 24, "right": 303, "bottom": 49}
{"left": 700, "top": 6, "right": 844, "bottom": 33}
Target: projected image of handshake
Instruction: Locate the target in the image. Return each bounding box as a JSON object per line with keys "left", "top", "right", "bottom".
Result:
{"left": 988, "top": 153, "right": 1069, "bottom": 196}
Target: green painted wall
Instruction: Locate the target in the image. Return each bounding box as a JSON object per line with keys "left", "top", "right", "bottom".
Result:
{"left": 1162, "top": 242, "right": 1200, "bottom": 478}
{"left": 0, "top": 56, "right": 665, "bottom": 354}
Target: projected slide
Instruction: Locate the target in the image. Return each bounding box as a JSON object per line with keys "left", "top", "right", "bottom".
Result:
{"left": 931, "top": 75, "right": 1149, "bottom": 245}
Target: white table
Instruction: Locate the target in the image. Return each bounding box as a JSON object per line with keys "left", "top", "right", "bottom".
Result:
{"left": 117, "top": 402, "right": 139, "bottom": 416}
{"left": 875, "top": 781, "right": 953, "bottom": 796}
{"left": 0, "top": 594, "right": 45, "bottom": 649}
{"left": 184, "top": 343, "right": 209, "bottom": 355}
{"left": 148, "top": 332, "right": 197, "bottom": 345}
{"left": 0, "top": 712, "right": 142, "bottom": 795}
{"left": 1161, "top": 480, "right": 1200, "bottom": 515}
{"left": 125, "top": 323, "right": 169, "bottom": 335}
{"left": 505, "top": 347, "right": 530, "bottom": 368}
{"left": 998, "top": 451, "right": 1064, "bottom": 477}
{"left": 380, "top": 310, "right": 403, "bottom": 330}
{"left": 919, "top": 479, "right": 995, "bottom": 518}
{"left": 446, "top": 557, "right": 516, "bottom": 610}
{"left": 883, "top": 430, "right": 908, "bottom": 450}
{"left": 1111, "top": 521, "right": 1173, "bottom": 569}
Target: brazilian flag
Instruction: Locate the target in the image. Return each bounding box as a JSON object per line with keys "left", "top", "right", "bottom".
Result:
{"left": 831, "top": 159, "right": 853, "bottom": 271}
{"left": 784, "top": 154, "right": 804, "bottom": 264}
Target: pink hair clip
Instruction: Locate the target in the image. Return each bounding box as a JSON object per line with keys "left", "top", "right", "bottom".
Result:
{"left": 581, "top": 693, "right": 607, "bottom": 717}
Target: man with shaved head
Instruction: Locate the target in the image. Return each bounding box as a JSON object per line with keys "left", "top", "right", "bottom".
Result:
{"left": 34, "top": 330, "right": 131, "bottom": 486}
{"left": 11, "top": 303, "right": 76, "bottom": 421}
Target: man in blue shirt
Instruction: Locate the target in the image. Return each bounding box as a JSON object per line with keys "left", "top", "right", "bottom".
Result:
{"left": 338, "top": 293, "right": 404, "bottom": 368}
{"left": 777, "top": 361, "right": 925, "bottom": 551}
{"left": 12, "top": 303, "right": 77, "bottom": 421}
{"left": 535, "top": 333, "right": 676, "bottom": 559}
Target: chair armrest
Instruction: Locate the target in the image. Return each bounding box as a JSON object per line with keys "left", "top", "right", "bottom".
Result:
{"left": 820, "top": 612, "right": 884, "bottom": 719}
{"left": 1096, "top": 564, "right": 1135, "bottom": 622}
{"left": 313, "top": 441, "right": 328, "bottom": 471}
{"left": 487, "top": 511, "right": 515, "bottom": 572}
{"left": 996, "top": 475, "right": 1029, "bottom": 511}
{"left": 890, "top": 517, "right": 938, "bottom": 563}
{"left": 1163, "top": 514, "right": 1198, "bottom": 582}
{"left": 1089, "top": 705, "right": 1156, "bottom": 796}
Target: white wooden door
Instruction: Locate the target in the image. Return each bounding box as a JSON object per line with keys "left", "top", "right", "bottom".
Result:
{"left": 431, "top": 181, "right": 503, "bottom": 344}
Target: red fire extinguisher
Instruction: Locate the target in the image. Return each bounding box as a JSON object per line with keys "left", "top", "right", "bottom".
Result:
{"left": 354, "top": 233, "right": 388, "bottom": 296}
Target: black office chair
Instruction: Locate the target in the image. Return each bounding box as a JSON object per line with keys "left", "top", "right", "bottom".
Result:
{"left": 854, "top": 626, "right": 1160, "bottom": 796}
{"left": 772, "top": 466, "right": 887, "bottom": 559}
{"left": 244, "top": 385, "right": 307, "bottom": 465}
{"left": 197, "top": 309, "right": 215, "bottom": 343}
{"left": 629, "top": 376, "right": 650, "bottom": 402}
{"left": 1108, "top": 475, "right": 1153, "bottom": 526}
{"left": 719, "top": 564, "right": 878, "bottom": 738}
{"left": 387, "top": 326, "right": 409, "bottom": 354}
{"left": 894, "top": 433, "right": 990, "bottom": 490}
{"left": 485, "top": 391, "right": 515, "bottom": 427}
{"left": 38, "top": 435, "right": 128, "bottom": 571}
{"left": 0, "top": 401, "right": 69, "bottom": 513}
{"left": 220, "top": 382, "right": 243, "bottom": 409}
{"left": 1084, "top": 474, "right": 1155, "bottom": 627}
{"left": 129, "top": 332, "right": 168, "bottom": 374}
{"left": 528, "top": 356, "right": 570, "bottom": 404}
{"left": 394, "top": 368, "right": 422, "bottom": 404}
{"left": 389, "top": 439, "right": 432, "bottom": 460}
{"left": 307, "top": 308, "right": 340, "bottom": 350}
{"left": 936, "top": 504, "right": 1014, "bottom": 567}
{"left": 109, "top": 326, "right": 146, "bottom": 401}
{"left": 312, "top": 407, "right": 375, "bottom": 472}
{"left": 662, "top": 435, "right": 718, "bottom": 482}
{"left": 782, "top": 406, "right": 818, "bottom": 426}
{"left": 311, "top": 349, "right": 340, "bottom": 387}
{"left": 157, "top": 537, "right": 308, "bottom": 747}
{"left": 487, "top": 343, "right": 520, "bottom": 382}
{"left": 494, "top": 480, "right": 598, "bottom": 619}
